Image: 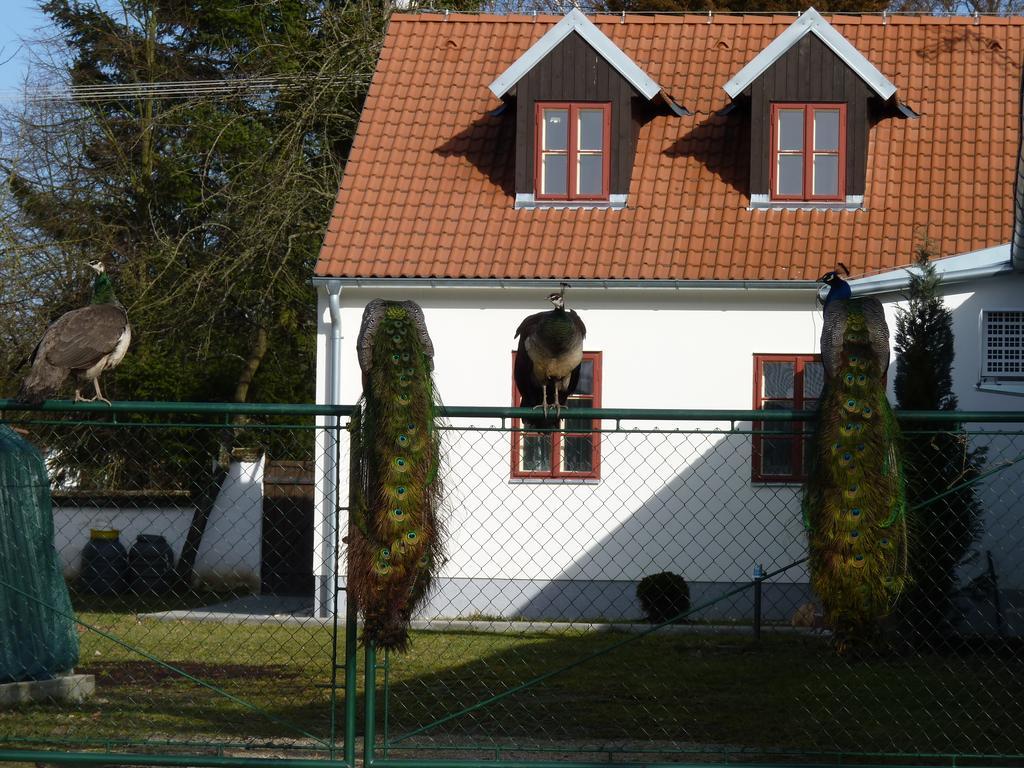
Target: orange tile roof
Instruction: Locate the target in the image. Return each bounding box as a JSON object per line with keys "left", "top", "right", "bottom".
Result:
{"left": 316, "top": 13, "right": 1024, "bottom": 282}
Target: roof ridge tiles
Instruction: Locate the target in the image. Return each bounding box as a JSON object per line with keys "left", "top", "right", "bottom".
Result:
{"left": 391, "top": 11, "right": 1024, "bottom": 27}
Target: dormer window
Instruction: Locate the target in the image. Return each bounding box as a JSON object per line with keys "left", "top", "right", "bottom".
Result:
{"left": 771, "top": 103, "right": 845, "bottom": 201}
{"left": 488, "top": 10, "right": 687, "bottom": 210}
{"left": 724, "top": 8, "right": 906, "bottom": 211}
{"left": 536, "top": 103, "right": 610, "bottom": 200}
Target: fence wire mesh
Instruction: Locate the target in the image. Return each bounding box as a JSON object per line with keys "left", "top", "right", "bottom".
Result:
{"left": 0, "top": 402, "right": 1021, "bottom": 767}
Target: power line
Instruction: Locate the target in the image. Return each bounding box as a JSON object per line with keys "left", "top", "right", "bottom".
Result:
{"left": 0, "top": 72, "right": 374, "bottom": 104}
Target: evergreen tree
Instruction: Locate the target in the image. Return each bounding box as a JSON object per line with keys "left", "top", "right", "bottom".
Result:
{"left": 893, "top": 241, "right": 985, "bottom": 646}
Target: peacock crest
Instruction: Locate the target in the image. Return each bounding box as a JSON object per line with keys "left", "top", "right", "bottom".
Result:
{"left": 804, "top": 271, "right": 908, "bottom": 651}
{"left": 350, "top": 300, "right": 443, "bottom": 652}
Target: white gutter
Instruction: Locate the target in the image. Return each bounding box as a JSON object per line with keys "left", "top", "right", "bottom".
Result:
{"left": 311, "top": 277, "right": 820, "bottom": 291}
{"left": 849, "top": 244, "right": 1013, "bottom": 296}
{"left": 313, "top": 244, "right": 1014, "bottom": 296}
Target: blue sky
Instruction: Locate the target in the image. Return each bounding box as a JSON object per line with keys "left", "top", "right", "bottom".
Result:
{"left": 0, "top": 2, "right": 51, "bottom": 95}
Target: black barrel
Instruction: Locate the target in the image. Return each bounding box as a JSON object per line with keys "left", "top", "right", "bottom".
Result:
{"left": 127, "top": 534, "right": 175, "bottom": 594}
{"left": 79, "top": 529, "right": 128, "bottom": 595}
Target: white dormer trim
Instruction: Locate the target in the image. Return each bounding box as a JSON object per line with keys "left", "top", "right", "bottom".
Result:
{"left": 489, "top": 9, "right": 661, "bottom": 101}
{"left": 722, "top": 8, "right": 896, "bottom": 101}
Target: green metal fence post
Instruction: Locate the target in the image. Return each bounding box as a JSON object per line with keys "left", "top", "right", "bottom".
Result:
{"left": 752, "top": 563, "right": 764, "bottom": 641}
{"left": 365, "top": 642, "right": 378, "bottom": 768}
{"left": 330, "top": 415, "right": 356, "bottom": 765}
{"left": 344, "top": 584, "right": 358, "bottom": 767}
{"left": 345, "top": 414, "right": 360, "bottom": 768}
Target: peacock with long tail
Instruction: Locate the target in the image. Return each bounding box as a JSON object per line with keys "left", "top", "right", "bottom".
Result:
{"left": 349, "top": 299, "right": 443, "bottom": 652}
{"left": 803, "top": 264, "right": 908, "bottom": 649}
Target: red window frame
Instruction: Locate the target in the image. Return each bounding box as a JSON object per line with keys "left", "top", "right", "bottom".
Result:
{"left": 752, "top": 353, "right": 822, "bottom": 483}
{"left": 769, "top": 103, "right": 846, "bottom": 202}
{"left": 511, "top": 351, "right": 602, "bottom": 480}
{"left": 534, "top": 102, "right": 611, "bottom": 201}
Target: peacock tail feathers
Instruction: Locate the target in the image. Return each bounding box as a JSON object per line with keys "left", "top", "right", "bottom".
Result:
{"left": 349, "top": 299, "right": 443, "bottom": 652}
{"left": 805, "top": 297, "right": 908, "bottom": 649}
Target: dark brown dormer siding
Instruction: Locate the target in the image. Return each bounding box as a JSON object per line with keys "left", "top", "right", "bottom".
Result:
{"left": 514, "top": 31, "right": 642, "bottom": 196}
{"left": 746, "top": 33, "right": 872, "bottom": 197}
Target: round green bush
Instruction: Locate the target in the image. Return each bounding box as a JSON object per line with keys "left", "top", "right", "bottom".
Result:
{"left": 636, "top": 571, "right": 691, "bottom": 624}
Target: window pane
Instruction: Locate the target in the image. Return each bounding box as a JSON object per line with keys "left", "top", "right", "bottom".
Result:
{"left": 542, "top": 154, "right": 568, "bottom": 196}
{"left": 777, "top": 109, "right": 804, "bottom": 151}
{"left": 575, "top": 360, "right": 594, "bottom": 395}
{"left": 577, "top": 154, "right": 603, "bottom": 195}
{"left": 762, "top": 398, "right": 794, "bottom": 415}
{"left": 813, "top": 109, "right": 840, "bottom": 152}
{"left": 522, "top": 434, "right": 551, "bottom": 472}
{"left": 777, "top": 155, "right": 803, "bottom": 196}
{"left": 803, "top": 362, "right": 825, "bottom": 400}
{"left": 801, "top": 437, "right": 814, "bottom": 476}
{"left": 565, "top": 397, "right": 592, "bottom": 432}
{"left": 761, "top": 437, "right": 795, "bottom": 476}
{"left": 564, "top": 435, "right": 593, "bottom": 473}
{"left": 813, "top": 154, "right": 839, "bottom": 196}
{"left": 762, "top": 362, "right": 795, "bottom": 398}
{"left": 762, "top": 400, "right": 794, "bottom": 434}
{"left": 543, "top": 109, "right": 568, "bottom": 151}
{"left": 578, "top": 110, "right": 604, "bottom": 151}
{"left": 760, "top": 400, "right": 795, "bottom": 476}
{"left": 799, "top": 398, "right": 817, "bottom": 474}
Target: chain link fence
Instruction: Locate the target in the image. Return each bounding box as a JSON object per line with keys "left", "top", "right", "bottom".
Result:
{"left": 0, "top": 402, "right": 1022, "bottom": 767}
{"left": 0, "top": 403, "right": 347, "bottom": 764}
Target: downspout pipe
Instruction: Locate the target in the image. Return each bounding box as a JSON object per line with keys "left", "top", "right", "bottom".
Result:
{"left": 322, "top": 281, "right": 343, "bottom": 621}
{"left": 327, "top": 281, "right": 343, "bottom": 407}
{"left": 324, "top": 280, "right": 359, "bottom": 766}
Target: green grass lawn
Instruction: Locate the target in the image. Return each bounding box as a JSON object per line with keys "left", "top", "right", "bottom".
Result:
{"left": 2, "top": 603, "right": 1023, "bottom": 762}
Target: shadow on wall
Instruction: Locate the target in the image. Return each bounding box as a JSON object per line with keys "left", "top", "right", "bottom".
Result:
{"left": 425, "top": 425, "right": 812, "bottom": 624}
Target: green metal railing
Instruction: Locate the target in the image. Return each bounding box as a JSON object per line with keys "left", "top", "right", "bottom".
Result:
{"left": 0, "top": 401, "right": 1022, "bottom": 768}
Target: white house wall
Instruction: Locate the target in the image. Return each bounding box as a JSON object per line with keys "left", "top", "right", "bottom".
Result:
{"left": 876, "top": 275, "right": 1024, "bottom": 602}
{"left": 314, "top": 281, "right": 1024, "bottom": 623}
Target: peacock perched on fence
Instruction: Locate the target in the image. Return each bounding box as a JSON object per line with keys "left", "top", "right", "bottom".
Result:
{"left": 349, "top": 299, "right": 443, "bottom": 652}
{"left": 18, "top": 260, "right": 131, "bottom": 406}
{"left": 803, "top": 266, "right": 908, "bottom": 649}
{"left": 514, "top": 285, "right": 587, "bottom": 429}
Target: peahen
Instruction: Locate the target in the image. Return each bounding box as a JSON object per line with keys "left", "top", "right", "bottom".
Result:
{"left": 18, "top": 261, "right": 131, "bottom": 406}
{"left": 514, "top": 286, "right": 587, "bottom": 429}
{"left": 803, "top": 265, "right": 908, "bottom": 649}
{"left": 349, "top": 299, "right": 443, "bottom": 652}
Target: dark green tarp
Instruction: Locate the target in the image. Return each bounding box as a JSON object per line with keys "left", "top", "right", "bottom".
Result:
{"left": 0, "top": 425, "right": 79, "bottom": 682}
